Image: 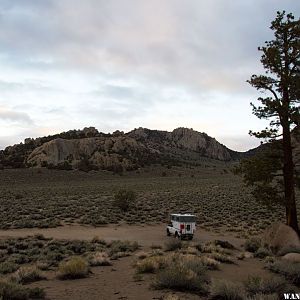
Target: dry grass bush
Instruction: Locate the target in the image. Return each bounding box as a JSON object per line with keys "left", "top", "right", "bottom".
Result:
{"left": 57, "top": 257, "right": 89, "bottom": 280}
{"left": 210, "top": 279, "right": 246, "bottom": 300}
{"left": 0, "top": 280, "right": 28, "bottom": 300}
{"left": 208, "top": 253, "right": 235, "bottom": 264}
{"left": 266, "top": 260, "right": 300, "bottom": 285}
{"left": 136, "top": 256, "right": 166, "bottom": 274}
{"left": 108, "top": 240, "right": 139, "bottom": 257}
{"left": 113, "top": 189, "right": 136, "bottom": 212}
{"left": 154, "top": 263, "right": 208, "bottom": 293}
{"left": 0, "top": 280, "right": 45, "bottom": 300}
{"left": 213, "top": 240, "right": 235, "bottom": 250}
{"left": 183, "top": 246, "right": 198, "bottom": 255}
{"left": 153, "top": 255, "right": 209, "bottom": 293}
{"left": 164, "top": 239, "right": 182, "bottom": 252}
{"left": 12, "top": 266, "right": 46, "bottom": 284}
{"left": 244, "top": 276, "right": 292, "bottom": 297}
{"left": 89, "top": 252, "right": 112, "bottom": 266}
{"left": 202, "top": 243, "right": 231, "bottom": 255}
{"left": 0, "top": 236, "right": 109, "bottom": 273}
{"left": 253, "top": 247, "right": 272, "bottom": 259}
{"left": 244, "top": 238, "right": 261, "bottom": 253}
{"left": 277, "top": 245, "right": 300, "bottom": 256}
{"left": 0, "top": 261, "right": 19, "bottom": 274}
{"left": 90, "top": 236, "right": 106, "bottom": 245}
{"left": 199, "top": 256, "right": 220, "bottom": 270}
{"left": 246, "top": 294, "right": 278, "bottom": 300}
{"left": 136, "top": 251, "right": 149, "bottom": 260}
{"left": 150, "top": 244, "right": 162, "bottom": 250}
{"left": 163, "top": 294, "right": 180, "bottom": 300}
{"left": 237, "top": 252, "right": 246, "bottom": 260}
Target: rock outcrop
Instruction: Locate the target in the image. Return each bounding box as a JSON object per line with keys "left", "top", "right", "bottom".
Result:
{"left": 128, "top": 127, "right": 238, "bottom": 161}
{"left": 26, "top": 135, "right": 156, "bottom": 171}
{"left": 0, "top": 127, "right": 245, "bottom": 171}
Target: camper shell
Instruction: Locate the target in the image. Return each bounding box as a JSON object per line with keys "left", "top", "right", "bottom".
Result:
{"left": 166, "top": 213, "right": 196, "bottom": 240}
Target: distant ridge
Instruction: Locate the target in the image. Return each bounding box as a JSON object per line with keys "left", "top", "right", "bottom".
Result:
{"left": 0, "top": 127, "right": 250, "bottom": 171}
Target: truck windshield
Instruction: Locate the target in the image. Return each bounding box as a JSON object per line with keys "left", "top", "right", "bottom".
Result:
{"left": 179, "top": 216, "right": 196, "bottom": 222}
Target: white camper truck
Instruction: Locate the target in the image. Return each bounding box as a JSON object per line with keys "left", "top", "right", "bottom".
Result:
{"left": 166, "top": 213, "right": 196, "bottom": 240}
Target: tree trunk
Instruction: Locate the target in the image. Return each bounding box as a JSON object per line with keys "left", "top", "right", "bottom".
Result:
{"left": 282, "top": 118, "right": 299, "bottom": 233}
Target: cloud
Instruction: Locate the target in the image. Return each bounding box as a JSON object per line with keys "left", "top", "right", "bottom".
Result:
{"left": 0, "top": 1, "right": 299, "bottom": 150}
{"left": 2, "top": 0, "right": 299, "bottom": 94}
{"left": 0, "top": 107, "right": 33, "bottom": 125}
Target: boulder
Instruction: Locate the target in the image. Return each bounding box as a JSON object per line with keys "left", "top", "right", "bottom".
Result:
{"left": 263, "top": 222, "right": 300, "bottom": 255}
{"left": 282, "top": 253, "right": 300, "bottom": 263}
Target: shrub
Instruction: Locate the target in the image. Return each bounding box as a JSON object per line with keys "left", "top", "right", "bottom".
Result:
{"left": 195, "top": 243, "right": 203, "bottom": 252}
{"left": 266, "top": 260, "right": 300, "bottom": 285}
{"left": 150, "top": 244, "right": 162, "bottom": 250}
{"left": 208, "top": 253, "right": 235, "bottom": 264}
{"left": 154, "top": 263, "right": 208, "bottom": 292}
{"left": 210, "top": 279, "right": 246, "bottom": 300}
{"left": 246, "top": 293, "right": 278, "bottom": 300}
{"left": 199, "top": 256, "right": 220, "bottom": 270}
{"left": 28, "top": 287, "right": 46, "bottom": 299}
{"left": 277, "top": 245, "right": 300, "bottom": 256}
{"left": 202, "top": 244, "right": 230, "bottom": 255}
{"left": 0, "top": 280, "right": 45, "bottom": 300}
{"left": 136, "top": 256, "right": 167, "bottom": 274}
{"left": 113, "top": 189, "right": 136, "bottom": 212}
{"left": 213, "top": 240, "right": 235, "bottom": 250}
{"left": 12, "top": 266, "right": 46, "bottom": 284}
{"left": 0, "top": 261, "right": 19, "bottom": 274}
{"left": 244, "top": 276, "right": 289, "bottom": 296}
{"left": 108, "top": 240, "right": 139, "bottom": 256}
{"left": 57, "top": 257, "right": 89, "bottom": 280}
{"left": 91, "top": 236, "right": 106, "bottom": 245}
{"left": 0, "top": 280, "right": 29, "bottom": 300}
{"left": 164, "top": 240, "right": 182, "bottom": 252}
{"left": 237, "top": 252, "right": 245, "bottom": 260}
{"left": 136, "top": 251, "right": 149, "bottom": 260}
{"left": 163, "top": 294, "right": 180, "bottom": 300}
{"left": 244, "top": 238, "right": 261, "bottom": 253}
{"left": 89, "top": 252, "right": 111, "bottom": 266}
{"left": 254, "top": 247, "right": 272, "bottom": 259}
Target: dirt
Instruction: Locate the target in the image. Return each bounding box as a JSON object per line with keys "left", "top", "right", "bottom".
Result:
{"left": 30, "top": 257, "right": 201, "bottom": 300}
{"left": 0, "top": 224, "right": 244, "bottom": 248}
{"left": 0, "top": 225, "right": 276, "bottom": 300}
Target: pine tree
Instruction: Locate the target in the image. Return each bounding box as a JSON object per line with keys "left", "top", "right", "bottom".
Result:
{"left": 247, "top": 11, "right": 300, "bottom": 232}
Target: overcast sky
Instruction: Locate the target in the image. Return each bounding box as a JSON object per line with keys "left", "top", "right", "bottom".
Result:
{"left": 0, "top": 1, "right": 299, "bottom": 151}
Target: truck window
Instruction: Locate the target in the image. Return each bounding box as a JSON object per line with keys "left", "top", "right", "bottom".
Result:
{"left": 179, "top": 216, "right": 196, "bottom": 222}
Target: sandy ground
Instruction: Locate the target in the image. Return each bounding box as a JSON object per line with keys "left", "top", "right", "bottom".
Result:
{"left": 0, "top": 225, "right": 275, "bottom": 300}
{"left": 0, "top": 224, "right": 244, "bottom": 248}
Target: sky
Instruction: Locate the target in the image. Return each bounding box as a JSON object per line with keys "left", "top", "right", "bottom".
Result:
{"left": 0, "top": 1, "right": 299, "bottom": 152}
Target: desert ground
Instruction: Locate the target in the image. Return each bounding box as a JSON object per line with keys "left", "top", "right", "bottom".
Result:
{"left": 0, "top": 165, "right": 299, "bottom": 299}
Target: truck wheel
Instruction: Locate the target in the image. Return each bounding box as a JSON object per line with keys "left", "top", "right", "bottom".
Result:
{"left": 189, "top": 236, "right": 193, "bottom": 240}
{"left": 167, "top": 228, "right": 171, "bottom": 236}
{"left": 175, "top": 232, "right": 179, "bottom": 239}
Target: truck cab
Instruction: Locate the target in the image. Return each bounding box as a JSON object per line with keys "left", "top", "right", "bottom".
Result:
{"left": 166, "top": 213, "right": 196, "bottom": 240}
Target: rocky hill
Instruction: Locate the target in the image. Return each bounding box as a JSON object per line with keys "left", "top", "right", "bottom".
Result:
{"left": 0, "top": 127, "right": 245, "bottom": 171}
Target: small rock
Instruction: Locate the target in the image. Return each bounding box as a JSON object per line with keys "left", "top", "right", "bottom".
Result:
{"left": 244, "top": 252, "right": 253, "bottom": 259}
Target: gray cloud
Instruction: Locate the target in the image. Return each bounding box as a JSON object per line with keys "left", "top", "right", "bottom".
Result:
{"left": 0, "top": 107, "right": 33, "bottom": 125}
{"left": 0, "top": 1, "right": 299, "bottom": 150}
{"left": 1, "top": 0, "right": 299, "bottom": 94}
